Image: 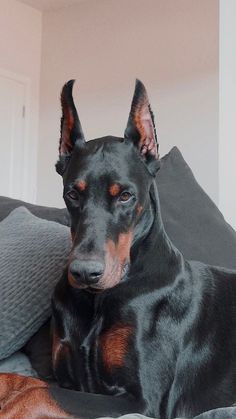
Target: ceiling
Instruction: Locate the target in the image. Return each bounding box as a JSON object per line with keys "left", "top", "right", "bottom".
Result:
{"left": 18, "top": 0, "right": 85, "bottom": 12}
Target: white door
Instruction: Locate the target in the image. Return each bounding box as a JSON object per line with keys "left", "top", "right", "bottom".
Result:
{"left": 0, "top": 74, "right": 26, "bottom": 200}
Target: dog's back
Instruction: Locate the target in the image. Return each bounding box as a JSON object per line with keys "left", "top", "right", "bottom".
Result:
{"left": 165, "top": 260, "right": 236, "bottom": 417}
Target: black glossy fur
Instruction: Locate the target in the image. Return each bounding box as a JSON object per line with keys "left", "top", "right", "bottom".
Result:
{"left": 52, "top": 80, "right": 236, "bottom": 419}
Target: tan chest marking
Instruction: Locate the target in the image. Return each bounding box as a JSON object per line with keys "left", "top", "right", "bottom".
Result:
{"left": 99, "top": 324, "right": 133, "bottom": 372}
{"left": 0, "top": 373, "right": 73, "bottom": 418}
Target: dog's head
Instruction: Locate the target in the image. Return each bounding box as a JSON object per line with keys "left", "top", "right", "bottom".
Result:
{"left": 56, "top": 80, "right": 160, "bottom": 292}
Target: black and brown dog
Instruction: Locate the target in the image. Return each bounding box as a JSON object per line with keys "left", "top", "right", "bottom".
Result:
{"left": 0, "top": 80, "right": 235, "bottom": 419}
{"left": 51, "top": 80, "right": 236, "bottom": 417}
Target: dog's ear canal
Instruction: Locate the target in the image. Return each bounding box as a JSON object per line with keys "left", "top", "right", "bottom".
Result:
{"left": 56, "top": 80, "right": 85, "bottom": 175}
{"left": 124, "top": 79, "right": 160, "bottom": 175}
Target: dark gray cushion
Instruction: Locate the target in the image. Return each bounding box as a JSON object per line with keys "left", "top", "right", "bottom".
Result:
{"left": 157, "top": 147, "right": 236, "bottom": 269}
{"left": 0, "top": 207, "right": 71, "bottom": 360}
{"left": 0, "top": 195, "right": 70, "bottom": 226}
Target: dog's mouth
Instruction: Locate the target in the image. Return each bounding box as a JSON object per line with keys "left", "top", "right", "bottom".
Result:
{"left": 86, "top": 262, "right": 129, "bottom": 293}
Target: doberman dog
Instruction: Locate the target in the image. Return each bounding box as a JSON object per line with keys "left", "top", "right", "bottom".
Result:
{"left": 51, "top": 79, "right": 236, "bottom": 418}
{"left": 0, "top": 80, "right": 236, "bottom": 419}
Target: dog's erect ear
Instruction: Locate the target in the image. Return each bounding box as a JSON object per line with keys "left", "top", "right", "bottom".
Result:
{"left": 56, "top": 80, "right": 85, "bottom": 175}
{"left": 124, "top": 80, "right": 160, "bottom": 175}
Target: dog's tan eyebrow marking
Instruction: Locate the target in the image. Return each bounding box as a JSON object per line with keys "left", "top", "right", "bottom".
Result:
{"left": 109, "top": 183, "right": 120, "bottom": 197}
{"left": 136, "top": 204, "right": 143, "bottom": 215}
{"left": 76, "top": 180, "right": 87, "bottom": 191}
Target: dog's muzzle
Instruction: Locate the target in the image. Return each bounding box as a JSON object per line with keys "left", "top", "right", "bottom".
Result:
{"left": 68, "top": 258, "right": 105, "bottom": 289}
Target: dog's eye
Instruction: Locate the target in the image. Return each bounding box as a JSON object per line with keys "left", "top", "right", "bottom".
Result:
{"left": 119, "top": 192, "right": 132, "bottom": 203}
{"left": 67, "top": 190, "right": 79, "bottom": 200}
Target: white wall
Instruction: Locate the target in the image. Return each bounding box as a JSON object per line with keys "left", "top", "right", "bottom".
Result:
{"left": 0, "top": 0, "right": 42, "bottom": 202}
{"left": 219, "top": 0, "right": 236, "bottom": 231}
{"left": 38, "top": 0, "right": 219, "bottom": 208}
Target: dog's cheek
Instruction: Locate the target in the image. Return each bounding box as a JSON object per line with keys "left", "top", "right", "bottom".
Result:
{"left": 116, "top": 231, "right": 133, "bottom": 265}
{"left": 101, "top": 232, "right": 133, "bottom": 288}
{"left": 105, "top": 231, "right": 133, "bottom": 268}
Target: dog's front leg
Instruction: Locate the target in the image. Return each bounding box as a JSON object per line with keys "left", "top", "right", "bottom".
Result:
{"left": 51, "top": 289, "right": 80, "bottom": 390}
{"left": 51, "top": 269, "right": 87, "bottom": 391}
{"left": 51, "top": 328, "right": 76, "bottom": 390}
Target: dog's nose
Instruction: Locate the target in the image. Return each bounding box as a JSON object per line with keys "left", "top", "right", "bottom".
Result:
{"left": 69, "top": 259, "right": 104, "bottom": 285}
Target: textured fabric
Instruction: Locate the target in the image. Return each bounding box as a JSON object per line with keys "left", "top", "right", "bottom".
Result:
{"left": 97, "top": 415, "right": 153, "bottom": 419}
{"left": 194, "top": 407, "right": 236, "bottom": 418}
{"left": 97, "top": 407, "right": 236, "bottom": 419}
{"left": 0, "top": 351, "right": 38, "bottom": 377}
{"left": 157, "top": 147, "right": 236, "bottom": 269}
{"left": 0, "top": 207, "right": 71, "bottom": 360}
{"left": 0, "top": 195, "right": 70, "bottom": 226}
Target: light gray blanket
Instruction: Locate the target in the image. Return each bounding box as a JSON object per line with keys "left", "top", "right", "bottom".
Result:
{"left": 0, "top": 351, "right": 37, "bottom": 377}
{"left": 98, "top": 407, "right": 236, "bottom": 418}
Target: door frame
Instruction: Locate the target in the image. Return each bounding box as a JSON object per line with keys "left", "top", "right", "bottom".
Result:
{"left": 0, "top": 68, "right": 36, "bottom": 203}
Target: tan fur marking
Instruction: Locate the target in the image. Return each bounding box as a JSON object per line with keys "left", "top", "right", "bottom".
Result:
{"left": 100, "top": 231, "right": 133, "bottom": 289}
{"left": 134, "top": 107, "right": 147, "bottom": 145}
{"left": 77, "top": 180, "right": 87, "bottom": 191}
{"left": 0, "top": 373, "right": 73, "bottom": 418}
{"left": 133, "top": 98, "right": 158, "bottom": 158}
{"left": 60, "top": 106, "right": 74, "bottom": 155}
{"left": 116, "top": 231, "right": 133, "bottom": 265}
{"left": 68, "top": 271, "right": 80, "bottom": 289}
{"left": 109, "top": 183, "right": 120, "bottom": 197}
{"left": 100, "top": 324, "right": 132, "bottom": 371}
{"left": 136, "top": 204, "right": 143, "bottom": 215}
{"left": 106, "top": 231, "right": 133, "bottom": 267}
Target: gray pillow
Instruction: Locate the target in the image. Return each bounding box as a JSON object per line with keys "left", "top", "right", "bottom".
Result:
{"left": 157, "top": 147, "right": 236, "bottom": 269}
{"left": 0, "top": 195, "right": 70, "bottom": 226}
{"left": 0, "top": 207, "right": 71, "bottom": 360}
{"left": 194, "top": 407, "right": 236, "bottom": 418}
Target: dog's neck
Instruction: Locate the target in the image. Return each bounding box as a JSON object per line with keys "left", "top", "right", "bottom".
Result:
{"left": 129, "top": 181, "right": 184, "bottom": 288}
